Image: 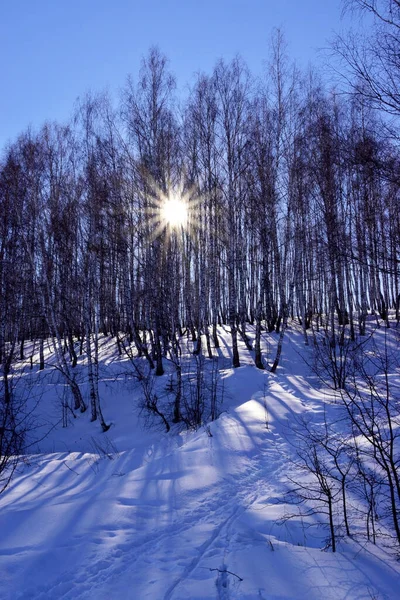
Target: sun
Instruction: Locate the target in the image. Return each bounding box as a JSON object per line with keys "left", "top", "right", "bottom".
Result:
{"left": 161, "top": 196, "right": 188, "bottom": 229}
{"left": 142, "top": 177, "right": 202, "bottom": 241}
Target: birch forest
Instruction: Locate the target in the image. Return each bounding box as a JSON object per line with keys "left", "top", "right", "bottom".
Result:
{"left": 1, "top": 2, "right": 400, "bottom": 429}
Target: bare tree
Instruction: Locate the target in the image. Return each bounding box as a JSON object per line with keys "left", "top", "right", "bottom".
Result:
{"left": 334, "top": 1, "right": 400, "bottom": 126}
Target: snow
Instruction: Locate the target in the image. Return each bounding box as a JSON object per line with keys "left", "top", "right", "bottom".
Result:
{"left": 0, "top": 326, "right": 399, "bottom": 599}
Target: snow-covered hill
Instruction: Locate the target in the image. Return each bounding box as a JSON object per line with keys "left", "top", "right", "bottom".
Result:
{"left": 1, "top": 326, "right": 399, "bottom": 600}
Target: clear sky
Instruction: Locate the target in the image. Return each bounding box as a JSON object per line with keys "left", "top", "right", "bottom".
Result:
{"left": 0, "top": 0, "right": 356, "bottom": 149}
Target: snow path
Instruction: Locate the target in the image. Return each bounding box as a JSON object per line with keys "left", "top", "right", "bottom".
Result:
{"left": 8, "top": 401, "right": 287, "bottom": 600}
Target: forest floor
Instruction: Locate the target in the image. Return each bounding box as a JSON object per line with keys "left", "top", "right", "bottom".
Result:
{"left": 0, "top": 323, "right": 399, "bottom": 599}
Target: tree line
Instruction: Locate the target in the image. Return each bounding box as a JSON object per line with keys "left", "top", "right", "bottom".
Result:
{"left": 0, "top": 3, "right": 399, "bottom": 426}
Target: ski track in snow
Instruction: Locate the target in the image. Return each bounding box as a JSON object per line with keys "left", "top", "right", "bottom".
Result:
{"left": 14, "top": 416, "right": 286, "bottom": 600}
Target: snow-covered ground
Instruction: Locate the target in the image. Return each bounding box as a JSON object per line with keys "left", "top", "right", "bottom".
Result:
{"left": 1, "top": 326, "right": 399, "bottom": 600}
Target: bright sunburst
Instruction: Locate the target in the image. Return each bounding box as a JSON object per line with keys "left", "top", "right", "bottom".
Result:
{"left": 161, "top": 196, "right": 188, "bottom": 229}
{"left": 142, "top": 176, "right": 203, "bottom": 242}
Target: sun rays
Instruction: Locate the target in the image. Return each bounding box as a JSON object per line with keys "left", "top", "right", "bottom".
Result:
{"left": 161, "top": 195, "right": 188, "bottom": 229}
{"left": 143, "top": 177, "right": 203, "bottom": 242}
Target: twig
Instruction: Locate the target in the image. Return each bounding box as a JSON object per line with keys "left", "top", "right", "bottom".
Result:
{"left": 209, "top": 568, "right": 243, "bottom": 581}
{"left": 63, "top": 461, "right": 79, "bottom": 475}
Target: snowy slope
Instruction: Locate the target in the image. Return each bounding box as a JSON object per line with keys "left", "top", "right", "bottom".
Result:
{"left": 0, "top": 327, "right": 399, "bottom": 600}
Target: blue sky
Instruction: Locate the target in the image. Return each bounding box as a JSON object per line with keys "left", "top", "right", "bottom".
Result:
{"left": 0, "top": 0, "right": 356, "bottom": 148}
